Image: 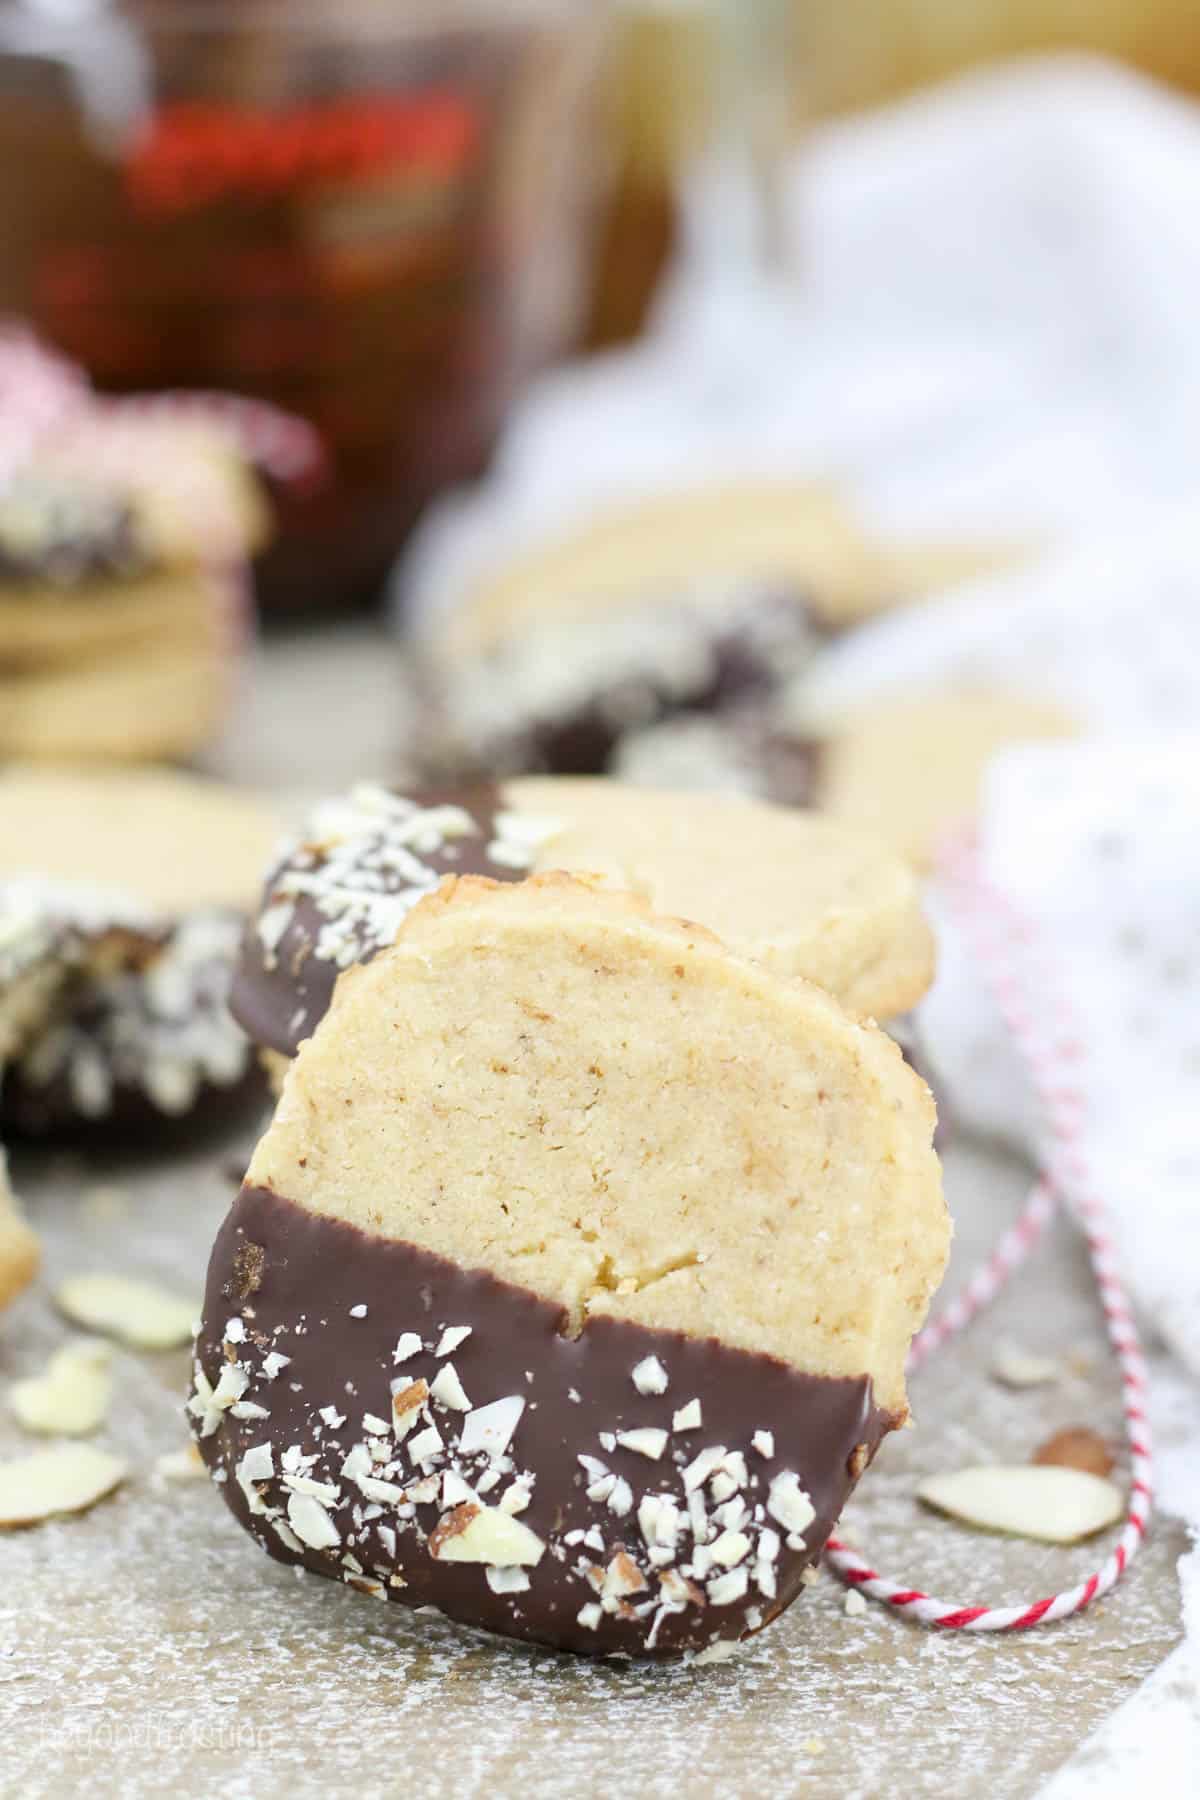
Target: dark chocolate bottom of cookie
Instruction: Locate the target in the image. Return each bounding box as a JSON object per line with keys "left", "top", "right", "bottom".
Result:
{"left": 193, "top": 1185, "right": 896, "bottom": 1659}
{"left": 229, "top": 785, "right": 517, "bottom": 1060}
{"left": 445, "top": 633, "right": 811, "bottom": 788}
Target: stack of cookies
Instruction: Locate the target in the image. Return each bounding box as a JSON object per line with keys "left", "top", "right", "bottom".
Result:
{"left": 0, "top": 409, "right": 267, "bottom": 764}
{"left": 189, "top": 777, "right": 949, "bottom": 1658}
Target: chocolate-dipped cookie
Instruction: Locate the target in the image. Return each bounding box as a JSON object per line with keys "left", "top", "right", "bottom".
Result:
{"left": 231, "top": 778, "right": 935, "bottom": 1068}
{"left": 0, "top": 767, "right": 280, "bottom": 916}
{"left": 0, "top": 413, "right": 267, "bottom": 764}
{"left": 417, "top": 482, "right": 1014, "bottom": 783}
{"left": 0, "top": 769, "right": 279, "bottom": 1139}
{"left": 1, "top": 911, "right": 262, "bottom": 1140}
{"left": 0, "top": 877, "right": 161, "bottom": 1068}
{"left": 194, "top": 874, "right": 948, "bottom": 1658}
{"left": 613, "top": 707, "right": 817, "bottom": 808}
{"left": 428, "top": 584, "right": 819, "bottom": 780}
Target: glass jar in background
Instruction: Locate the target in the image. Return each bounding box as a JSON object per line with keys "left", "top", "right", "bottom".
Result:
{"left": 0, "top": 2, "right": 606, "bottom": 611}
{"left": 584, "top": 1, "right": 800, "bottom": 349}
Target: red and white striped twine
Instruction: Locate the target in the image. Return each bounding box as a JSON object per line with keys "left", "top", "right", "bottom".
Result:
{"left": 906, "top": 1174, "right": 1057, "bottom": 1375}
{"left": 823, "top": 833, "right": 1154, "bottom": 1630}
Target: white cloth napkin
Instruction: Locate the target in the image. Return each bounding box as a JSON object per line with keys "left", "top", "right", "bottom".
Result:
{"left": 402, "top": 55, "right": 1200, "bottom": 632}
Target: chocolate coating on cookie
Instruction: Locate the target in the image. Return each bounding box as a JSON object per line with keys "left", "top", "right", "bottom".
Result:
{"left": 230, "top": 787, "right": 546, "bottom": 1058}
{"left": 2, "top": 911, "right": 259, "bottom": 1139}
{"left": 614, "top": 709, "right": 820, "bottom": 809}
{"left": 0, "top": 877, "right": 163, "bottom": 1063}
{"left": 0, "top": 474, "right": 150, "bottom": 588}
{"left": 192, "top": 1185, "right": 894, "bottom": 1659}
{"left": 432, "top": 586, "right": 821, "bottom": 781}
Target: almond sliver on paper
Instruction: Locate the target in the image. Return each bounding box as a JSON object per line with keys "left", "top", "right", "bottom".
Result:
{"left": 0, "top": 1443, "right": 127, "bottom": 1527}
{"left": 917, "top": 1464, "right": 1123, "bottom": 1544}
{"left": 55, "top": 1273, "right": 197, "bottom": 1350}
{"left": 10, "top": 1338, "right": 113, "bottom": 1435}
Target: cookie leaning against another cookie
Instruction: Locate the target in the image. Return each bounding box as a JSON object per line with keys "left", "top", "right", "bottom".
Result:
{"left": 231, "top": 778, "right": 935, "bottom": 1071}
{"left": 194, "top": 873, "right": 948, "bottom": 1659}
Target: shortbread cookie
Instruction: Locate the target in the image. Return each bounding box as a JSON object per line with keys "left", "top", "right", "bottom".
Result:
{"left": 420, "top": 484, "right": 1015, "bottom": 780}
{"left": 615, "top": 690, "right": 1078, "bottom": 870}
{"left": 0, "top": 878, "right": 159, "bottom": 1067}
{"left": 813, "top": 690, "right": 1079, "bottom": 867}
{"left": 0, "top": 770, "right": 278, "bottom": 1135}
{"left": 0, "top": 1150, "right": 40, "bottom": 1311}
{"left": 434, "top": 482, "right": 1011, "bottom": 659}
{"left": 194, "top": 875, "right": 947, "bottom": 1657}
{"left": 0, "top": 424, "right": 265, "bottom": 763}
{"left": 427, "top": 585, "right": 819, "bottom": 780}
{"left": 613, "top": 708, "right": 816, "bottom": 807}
{"left": 1, "top": 911, "right": 259, "bottom": 1139}
{"left": 231, "top": 779, "right": 934, "bottom": 1060}
{"left": 0, "top": 624, "right": 234, "bottom": 765}
{"left": 0, "top": 767, "right": 280, "bottom": 915}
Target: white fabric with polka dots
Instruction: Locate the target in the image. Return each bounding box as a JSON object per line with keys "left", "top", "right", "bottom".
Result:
{"left": 920, "top": 735, "right": 1200, "bottom": 1379}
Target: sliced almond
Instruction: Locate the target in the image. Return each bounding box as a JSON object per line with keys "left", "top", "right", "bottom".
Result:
{"left": 991, "top": 1343, "right": 1060, "bottom": 1389}
{"left": 55, "top": 1273, "right": 197, "bottom": 1350}
{"left": 0, "top": 1443, "right": 127, "bottom": 1527}
{"left": 390, "top": 1377, "right": 429, "bottom": 1437}
{"left": 767, "top": 1470, "right": 816, "bottom": 1537}
{"left": 10, "top": 1338, "right": 113, "bottom": 1435}
{"left": 154, "top": 1444, "right": 206, "bottom": 1483}
{"left": 659, "top": 1567, "right": 705, "bottom": 1609}
{"left": 603, "top": 1550, "right": 648, "bottom": 1601}
{"left": 287, "top": 1490, "right": 340, "bottom": 1550}
{"left": 918, "top": 1464, "right": 1123, "bottom": 1544}
{"left": 458, "top": 1395, "right": 525, "bottom": 1460}
{"left": 1033, "top": 1427, "right": 1116, "bottom": 1479}
{"left": 429, "top": 1362, "right": 471, "bottom": 1411}
{"left": 615, "top": 1427, "right": 668, "bottom": 1461}
{"left": 428, "top": 1501, "right": 546, "bottom": 1567}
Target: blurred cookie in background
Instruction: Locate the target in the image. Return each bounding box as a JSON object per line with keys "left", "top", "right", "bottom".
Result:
{"left": 427, "top": 581, "right": 818, "bottom": 779}
{"left": 232, "top": 778, "right": 934, "bottom": 1087}
{"left": 616, "top": 688, "right": 1078, "bottom": 868}
{"left": 415, "top": 481, "right": 1013, "bottom": 782}
{"left": 0, "top": 380, "right": 268, "bottom": 765}
{"left": 1, "top": 911, "right": 260, "bottom": 1142}
{"left": 0, "top": 766, "right": 279, "bottom": 915}
{"left": 811, "top": 689, "right": 1079, "bottom": 866}
{"left": 0, "top": 768, "right": 279, "bottom": 1141}
{"left": 614, "top": 707, "right": 817, "bottom": 807}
